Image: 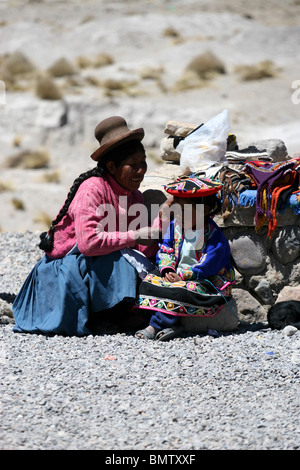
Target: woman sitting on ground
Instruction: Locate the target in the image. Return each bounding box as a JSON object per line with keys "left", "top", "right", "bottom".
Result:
{"left": 13, "top": 116, "right": 169, "bottom": 336}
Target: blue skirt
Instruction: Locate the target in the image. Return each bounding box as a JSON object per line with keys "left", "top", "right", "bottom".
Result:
{"left": 12, "top": 248, "right": 138, "bottom": 336}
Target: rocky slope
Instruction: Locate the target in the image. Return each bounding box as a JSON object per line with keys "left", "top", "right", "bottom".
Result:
{"left": 0, "top": 0, "right": 300, "bottom": 232}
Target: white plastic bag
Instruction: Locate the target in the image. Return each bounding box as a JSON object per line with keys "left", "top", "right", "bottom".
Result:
{"left": 178, "top": 109, "right": 230, "bottom": 171}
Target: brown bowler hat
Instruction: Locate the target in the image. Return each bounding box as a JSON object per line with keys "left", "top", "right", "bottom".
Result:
{"left": 90, "top": 116, "right": 145, "bottom": 161}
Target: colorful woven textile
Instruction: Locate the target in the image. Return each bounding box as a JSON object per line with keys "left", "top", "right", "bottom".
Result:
{"left": 164, "top": 174, "right": 223, "bottom": 198}
{"left": 135, "top": 216, "right": 235, "bottom": 319}
{"left": 217, "top": 165, "right": 252, "bottom": 215}
{"left": 137, "top": 270, "right": 227, "bottom": 318}
{"left": 243, "top": 160, "right": 300, "bottom": 237}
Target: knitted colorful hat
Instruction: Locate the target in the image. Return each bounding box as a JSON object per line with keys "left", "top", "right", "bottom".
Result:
{"left": 164, "top": 175, "right": 223, "bottom": 198}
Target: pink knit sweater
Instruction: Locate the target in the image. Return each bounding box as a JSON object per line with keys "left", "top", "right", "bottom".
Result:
{"left": 47, "top": 173, "right": 159, "bottom": 259}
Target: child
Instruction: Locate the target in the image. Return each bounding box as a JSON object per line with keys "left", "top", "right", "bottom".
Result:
{"left": 135, "top": 175, "right": 235, "bottom": 341}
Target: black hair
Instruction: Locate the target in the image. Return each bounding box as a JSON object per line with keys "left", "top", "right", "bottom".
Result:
{"left": 39, "top": 139, "right": 145, "bottom": 252}
{"left": 173, "top": 194, "right": 221, "bottom": 219}
{"left": 198, "top": 194, "right": 222, "bottom": 218}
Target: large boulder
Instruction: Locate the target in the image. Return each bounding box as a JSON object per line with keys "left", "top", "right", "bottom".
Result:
{"left": 229, "top": 232, "right": 267, "bottom": 276}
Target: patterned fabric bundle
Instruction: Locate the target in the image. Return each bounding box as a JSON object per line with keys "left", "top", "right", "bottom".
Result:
{"left": 217, "top": 165, "right": 252, "bottom": 217}
{"left": 137, "top": 270, "right": 227, "bottom": 318}
{"left": 164, "top": 174, "right": 223, "bottom": 198}
{"left": 243, "top": 160, "right": 300, "bottom": 237}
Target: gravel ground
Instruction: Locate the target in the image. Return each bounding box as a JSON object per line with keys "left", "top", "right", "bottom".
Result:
{"left": 0, "top": 232, "right": 299, "bottom": 451}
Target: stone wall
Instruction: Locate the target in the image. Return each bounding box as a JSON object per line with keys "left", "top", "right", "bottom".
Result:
{"left": 216, "top": 207, "right": 300, "bottom": 323}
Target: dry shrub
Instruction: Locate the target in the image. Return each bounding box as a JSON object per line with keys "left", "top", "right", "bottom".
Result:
{"left": 76, "top": 55, "right": 93, "bottom": 69}
{"left": 103, "top": 78, "right": 124, "bottom": 91}
{"left": 185, "top": 50, "right": 226, "bottom": 79}
{"left": 0, "top": 51, "right": 37, "bottom": 90}
{"left": 163, "top": 27, "right": 184, "bottom": 44}
{"left": 163, "top": 27, "right": 181, "bottom": 38}
{"left": 1, "top": 51, "right": 36, "bottom": 75}
{"left": 47, "top": 57, "right": 76, "bottom": 77}
{"left": 13, "top": 135, "right": 22, "bottom": 147}
{"left": 93, "top": 53, "right": 114, "bottom": 68}
{"left": 172, "top": 70, "right": 207, "bottom": 92}
{"left": 76, "top": 53, "right": 114, "bottom": 70}
{"left": 6, "top": 148, "right": 50, "bottom": 169}
{"left": 35, "top": 75, "right": 62, "bottom": 100}
{"left": 234, "top": 60, "right": 278, "bottom": 81}
{"left": 84, "top": 75, "right": 102, "bottom": 87}
{"left": 172, "top": 50, "right": 226, "bottom": 92}
{"left": 140, "top": 66, "right": 164, "bottom": 80}
{"left": 0, "top": 180, "right": 13, "bottom": 191}
{"left": 103, "top": 78, "right": 138, "bottom": 96}
{"left": 11, "top": 198, "right": 25, "bottom": 210}
{"left": 80, "top": 14, "right": 95, "bottom": 24}
{"left": 39, "top": 170, "right": 60, "bottom": 183}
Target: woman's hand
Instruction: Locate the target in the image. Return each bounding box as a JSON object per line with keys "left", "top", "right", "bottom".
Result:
{"left": 159, "top": 196, "right": 174, "bottom": 233}
{"left": 162, "top": 271, "right": 181, "bottom": 283}
{"left": 133, "top": 226, "right": 160, "bottom": 245}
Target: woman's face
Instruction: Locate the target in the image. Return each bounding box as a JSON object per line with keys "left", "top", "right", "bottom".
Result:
{"left": 106, "top": 150, "right": 147, "bottom": 191}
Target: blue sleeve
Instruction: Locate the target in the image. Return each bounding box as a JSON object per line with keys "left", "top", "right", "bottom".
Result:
{"left": 156, "top": 220, "right": 176, "bottom": 272}
{"left": 177, "top": 222, "right": 231, "bottom": 280}
{"left": 193, "top": 226, "right": 231, "bottom": 278}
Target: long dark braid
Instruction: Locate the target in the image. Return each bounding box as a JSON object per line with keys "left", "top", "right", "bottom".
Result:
{"left": 39, "top": 165, "right": 103, "bottom": 251}
{"left": 39, "top": 139, "right": 145, "bottom": 252}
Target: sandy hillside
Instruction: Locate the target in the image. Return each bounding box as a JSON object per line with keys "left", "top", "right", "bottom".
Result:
{"left": 0, "top": 0, "right": 300, "bottom": 232}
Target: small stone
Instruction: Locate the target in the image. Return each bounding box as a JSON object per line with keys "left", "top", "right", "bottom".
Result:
{"left": 291, "top": 352, "right": 300, "bottom": 364}
{"left": 254, "top": 280, "right": 274, "bottom": 305}
{"left": 0, "top": 299, "right": 14, "bottom": 324}
{"left": 282, "top": 325, "right": 298, "bottom": 336}
{"left": 208, "top": 329, "right": 219, "bottom": 337}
